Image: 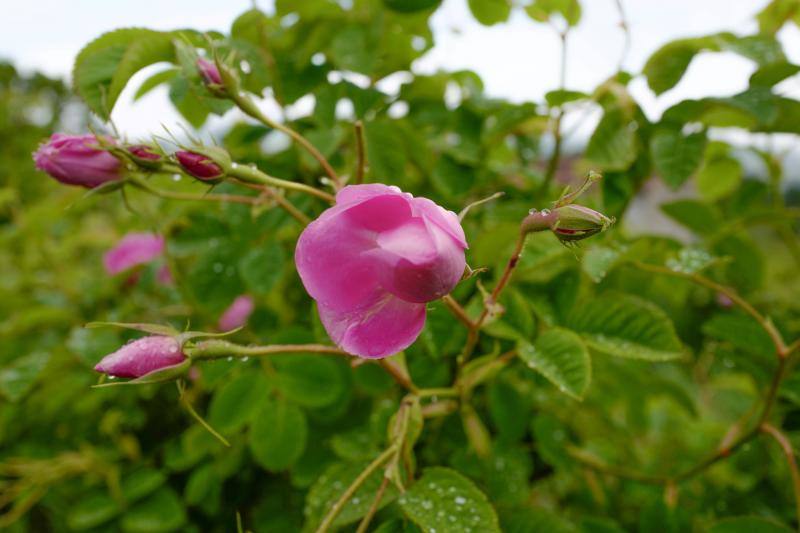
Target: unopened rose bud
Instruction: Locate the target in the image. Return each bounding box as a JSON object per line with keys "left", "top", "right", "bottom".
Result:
{"left": 127, "top": 144, "right": 163, "bottom": 164}
{"left": 175, "top": 150, "right": 225, "bottom": 181}
{"left": 218, "top": 295, "right": 255, "bottom": 331}
{"left": 33, "top": 133, "right": 121, "bottom": 188}
{"left": 196, "top": 57, "right": 228, "bottom": 98}
{"left": 94, "top": 336, "right": 186, "bottom": 378}
{"left": 550, "top": 204, "right": 614, "bottom": 243}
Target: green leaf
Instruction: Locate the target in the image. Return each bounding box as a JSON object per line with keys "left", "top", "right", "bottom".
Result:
{"left": 238, "top": 242, "right": 285, "bottom": 296}
{"left": 67, "top": 492, "right": 120, "bottom": 530}
{"left": 73, "top": 28, "right": 174, "bottom": 118}
{"left": 120, "top": 487, "right": 187, "bottom": 533}
{"left": 383, "top": 0, "right": 441, "bottom": 12}
{"left": 650, "top": 128, "right": 706, "bottom": 188}
{"left": 122, "top": 468, "right": 167, "bottom": 502}
{"left": 566, "top": 294, "right": 683, "bottom": 361}
{"left": 0, "top": 351, "right": 50, "bottom": 402}
{"left": 330, "top": 26, "right": 376, "bottom": 74}
{"left": 757, "top": 0, "right": 800, "bottom": 34}
{"left": 526, "top": 0, "right": 582, "bottom": 26}
{"left": 665, "top": 247, "right": 719, "bottom": 274}
{"left": 468, "top": 0, "right": 512, "bottom": 26}
{"left": 518, "top": 328, "right": 591, "bottom": 400}
{"left": 502, "top": 508, "right": 577, "bottom": 533}
{"left": 184, "top": 463, "right": 218, "bottom": 506}
{"left": 708, "top": 516, "right": 793, "bottom": 533}
{"left": 697, "top": 153, "right": 742, "bottom": 201}
{"left": 582, "top": 246, "right": 621, "bottom": 283}
{"left": 304, "top": 459, "right": 399, "bottom": 529}
{"left": 661, "top": 199, "right": 722, "bottom": 236}
{"left": 208, "top": 372, "right": 270, "bottom": 434}
{"left": 702, "top": 313, "right": 775, "bottom": 357}
{"left": 249, "top": 396, "right": 308, "bottom": 471}
{"left": 365, "top": 120, "right": 407, "bottom": 182}
{"left": 713, "top": 233, "right": 765, "bottom": 292}
{"left": 399, "top": 467, "right": 501, "bottom": 533}
{"left": 750, "top": 61, "right": 800, "bottom": 87}
{"left": 134, "top": 67, "right": 179, "bottom": 101}
{"left": 545, "top": 89, "right": 589, "bottom": 107}
{"left": 273, "top": 355, "right": 347, "bottom": 408}
{"left": 585, "top": 108, "right": 637, "bottom": 171}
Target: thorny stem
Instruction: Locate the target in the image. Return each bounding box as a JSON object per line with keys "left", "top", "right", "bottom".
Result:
{"left": 315, "top": 445, "right": 399, "bottom": 533}
{"left": 230, "top": 179, "right": 310, "bottom": 225}
{"left": 354, "top": 120, "right": 366, "bottom": 185}
{"left": 227, "top": 162, "right": 335, "bottom": 203}
{"left": 442, "top": 294, "right": 474, "bottom": 329}
{"left": 231, "top": 91, "right": 342, "bottom": 190}
{"left": 761, "top": 423, "right": 800, "bottom": 529}
{"left": 187, "top": 340, "right": 349, "bottom": 359}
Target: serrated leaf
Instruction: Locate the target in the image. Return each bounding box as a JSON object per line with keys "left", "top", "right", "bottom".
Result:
{"left": 697, "top": 153, "right": 742, "bottom": 201}
{"left": 238, "top": 242, "right": 285, "bottom": 296}
{"left": 661, "top": 199, "right": 722, "bottom": 236}
{"left": 650, "top": 128, "right": 706, "bottom": 188}
{"left": 566, "top": 294, "right": 683, "bottom": 360}
{"left": 273, "top": 355, "right": 347, "bottom": 408}
{"left": 249, "top": 396, "right": 307, "bottom": 471}
{"left": 73, "top": 28, "right": 174, "bottom": 118}
{"left": 585, "top": 108, "right": 637, "bottom": 171}
{"left": 703, "top": 313, "right": 775, "bottom": 357}
{"left": 665, "top": 247, "right": 719, "bottom": 274}
{"left": 398, "top": 467, "right": 501, "bottom": 533}
{"left": 582, "top": 246, "right": 621, "bottom": 283}
{"left": 134, "top": 68, "right": 179, "bottom": 100}
{"left": 518, "top": 328, "right": 590, "bottom": 400}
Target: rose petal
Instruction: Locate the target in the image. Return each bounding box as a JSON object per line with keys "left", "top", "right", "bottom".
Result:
{"left": 104, "top": 233, "right": 165, "bottom": 275}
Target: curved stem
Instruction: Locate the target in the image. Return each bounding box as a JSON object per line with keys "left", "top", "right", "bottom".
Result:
{"left": 355, "top": 476, "right": 389, "bottom": 533}
{"left": 315, "top": 445, "right": 398, "bottom": 533}
{"left": 541, "top": 29, "right": 568, "bottom": 192}
{"left": 227, "top": 163, "right": 335, "bottom": 203}
{"left": 232, "top": 92, "right": 342, "bottom": 189}
{"left": 442, "top": 295, "right": 474, "bottom": 329}
{"left": 230, "top": 179, "right": 310, "bottom": 225}
{"left": 761, "top": 423, "right": 800, "bottom": 528}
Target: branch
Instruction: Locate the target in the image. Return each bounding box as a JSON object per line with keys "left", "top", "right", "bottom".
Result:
{"left": 761, "top": 423, "right": 800, "bottom": 527}
{"left": 315, "top": 445, "right": 398, "bottom": 533}
{"left": 187, "top": 340, "right": 349, "bottom": 360}
{"left": 227, "top": 163, "right": 335, "bottom": 203}
{"left": 355, "top": 476, "right": 389, "bottom": 533}
{"left": 231, "top": 92, "right": 342, "bottom": 190}
{"left": 541, "top": 29, "right": 568, "bottom": 192}
{"left": 230, "top": 179, "right": 310, "bottom": 225}
{"left": 441, "top": 295, "right": 474, "bottom": 329}
{"left": 128, "top": 176, "right": 261, "bottom": 206}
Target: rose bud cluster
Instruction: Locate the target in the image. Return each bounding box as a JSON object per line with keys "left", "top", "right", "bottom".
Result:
{"left": 94, "top": 335, "right": 186, "bottom": 379}
{"left": 295, "top": 184, "right": 467, "bottom": 358}
{"left": 33, "top": 133, "right": 121, "bottom": 188}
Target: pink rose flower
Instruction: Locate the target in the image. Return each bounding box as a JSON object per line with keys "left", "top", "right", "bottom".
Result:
{"left": 218, "top": 294, "right": 256, "bottom": 331}
{"left": 295, "top": 184, "right": 467, "bottom": 358}
{"left": 196, "top": 57, "right": 222, "bottom": 86}
{"left": 94, "top": 336, "right": 185, "bottom": 378}
{"left": 103, "top": 233, "right": 165, "bottom": 275}
{"left": 33, "top": 133, "right": 121, "bottom": 188}
{"left": 175, "top": 150, "right": 224, "bottom": 181}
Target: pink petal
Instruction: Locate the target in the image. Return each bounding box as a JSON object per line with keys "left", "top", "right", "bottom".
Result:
{"left": 317, "top": 295, "right": 426, "bottom": 358}
{"left": 335, "top": 184, "right": 406, "bottom": 206}
{"left": 103, "top": 233, "right": 165, "bottom": 275}
{"left": 295, "top": 194, "right": 412, "bottom": 312}
{"left": 411, "top": 196, "right": 468, "bottom": 249}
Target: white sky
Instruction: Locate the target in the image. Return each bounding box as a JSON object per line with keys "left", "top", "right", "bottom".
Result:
{"left": 2, "top": 0, "right": 799, "bottom": 142}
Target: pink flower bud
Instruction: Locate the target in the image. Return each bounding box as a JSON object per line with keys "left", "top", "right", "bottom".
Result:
{"left": 295, "top": 184, "right": 468, "bottom": 358}
{"left": 550, "top": 204, "right": 613, "bottom": 243}
{"left": 175, "top": 150, "right": 224, "bottom": 181}
{"left": 127, "top": 144, "right": 162, "bottom": 162}
{"left": 218, "top": 294, "right": 255, "bottom": 331}
{"left": 33, "top": 133, "right": 121, "bottom": 188}
{"left": 103, "top": 233, "right": 165, "bottom": 275}
{"left": 196, "top": 57, "right": 223, "bottom": 86}
{"left": 94, "top": 336, "right": 185, "bottom": 378}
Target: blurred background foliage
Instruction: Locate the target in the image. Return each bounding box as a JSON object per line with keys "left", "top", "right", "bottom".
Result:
{"left": 2, "top": 0, "right": 800, "bottom": 531}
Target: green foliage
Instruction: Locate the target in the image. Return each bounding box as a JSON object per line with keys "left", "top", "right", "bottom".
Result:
{"left": 3, "top": 0, "right": 800, "bottom": 531}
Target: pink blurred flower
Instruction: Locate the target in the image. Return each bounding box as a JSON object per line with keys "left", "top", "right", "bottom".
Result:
{"left": 156, "top": 264, "right": 174, "bottom": 286}
{"left": 196, "top": 57, "right": 222, "bottom": 86}
{"left": 33, "top": 133, "right": 121, "bottom": 188}
{"left": 218, "top": 295, "right": 255, "bottom": 331}
{"left": 175, "top": 150, "right": 224, "bottom": 181}
{"left": 104, "top": 233, "right": 165, "bottom": 275}
{"left": 94, "top": 336, "right": 185, "bottom": 378}
{"left": 295, "top": 184, "right": 467, "bottom": 358}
